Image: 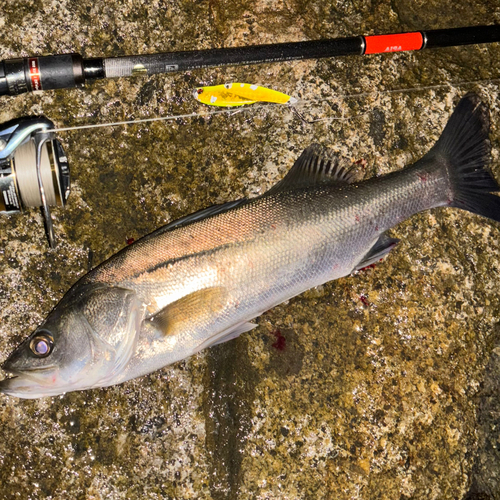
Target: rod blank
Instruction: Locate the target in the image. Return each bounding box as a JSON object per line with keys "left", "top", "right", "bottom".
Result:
{"left": 1, "top": 24, "right": 499, "bottom": 97}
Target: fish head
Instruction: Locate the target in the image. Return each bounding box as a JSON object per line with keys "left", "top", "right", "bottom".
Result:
{"left": 0, "top": 284, "right": 144, "bottom": 399}
{"left": 193, "top": 88, "right": 203, "bottom": 101}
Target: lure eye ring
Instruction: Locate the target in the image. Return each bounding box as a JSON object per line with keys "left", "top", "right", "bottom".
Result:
{"left": 29, "top": 332, "right": 54, "bottom": 358}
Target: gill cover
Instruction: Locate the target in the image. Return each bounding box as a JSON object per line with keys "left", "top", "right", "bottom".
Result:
{"left": 75, "top": 285, "right": 143, "bottom": 385}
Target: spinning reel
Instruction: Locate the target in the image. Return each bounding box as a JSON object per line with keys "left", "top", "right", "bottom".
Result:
{"left": 0, "top": 117, "right": 70, "bottom": 247}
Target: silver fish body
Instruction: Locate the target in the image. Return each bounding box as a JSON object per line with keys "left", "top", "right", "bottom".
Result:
{"left": 1, "top": 94, "right": 499, "bottom": 398}
{"left": 93, "top": 162, "right": 445, "bottom": 385}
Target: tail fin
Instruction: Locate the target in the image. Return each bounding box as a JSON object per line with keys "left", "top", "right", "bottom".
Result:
{"left": 425, "top": 93, "right": 500, "bottom": 222}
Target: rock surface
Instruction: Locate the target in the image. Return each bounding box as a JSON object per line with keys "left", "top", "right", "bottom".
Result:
{"left": 0, "top": 1, "right": 500, "bottom": 499}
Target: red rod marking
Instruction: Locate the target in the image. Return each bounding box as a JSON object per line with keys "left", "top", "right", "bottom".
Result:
{"left": 364, "top": 32, "right": 424, "bottom": 54}
{"left": 28, "top": 58, "right": 42, "bottom": 91}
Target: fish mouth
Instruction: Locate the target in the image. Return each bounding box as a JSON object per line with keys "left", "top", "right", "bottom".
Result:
{"left": 0, "top": 365, "right": 59, "bottom": 398}
{"left": 0, "top": 373, "right": 32, "bottom": 397}
{"left": 0, "top": 375, "right": 20, "bottom": 394}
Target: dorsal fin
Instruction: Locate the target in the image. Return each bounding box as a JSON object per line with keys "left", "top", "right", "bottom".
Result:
{"left": 266, "top": 144, "right": 355, "bottom": 195}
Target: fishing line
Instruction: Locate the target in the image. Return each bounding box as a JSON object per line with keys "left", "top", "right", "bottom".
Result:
{"left": 1, "top": 74, "right": 498, "bottom": 248}
{"left": 14, "top": 138, "right": 60, "bottom": 207}
{"left": 310, "top": 77, "right": 500, "bottom": 103}
{"left": 42, "top": 98, "right": 354, "bottom": 134}
{"left": 45, "top": 107, "right": 263, "bottom": 133}
{"left": 291, "top": 77, "right": 500, "bottom": 123}
{"left": 37, "top": 75, "right": 500, "bottom": 133}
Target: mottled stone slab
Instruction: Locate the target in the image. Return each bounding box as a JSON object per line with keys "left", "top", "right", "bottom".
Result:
{"left": 0, "top": 1, "right": 500, "bottom": 499}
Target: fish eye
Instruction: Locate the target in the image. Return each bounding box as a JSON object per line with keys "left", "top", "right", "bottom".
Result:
{"left": 197, "top": 88, "right": 203, "bottom": 94}
{"left": 29, "top": 332, "right": 54, "bottom": 358}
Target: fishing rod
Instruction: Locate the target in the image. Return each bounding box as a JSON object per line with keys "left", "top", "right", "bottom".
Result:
{"left": 1, "top": 24, "right": 499, "bottom": 96}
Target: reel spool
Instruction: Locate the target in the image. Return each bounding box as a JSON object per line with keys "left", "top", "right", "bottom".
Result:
{"left": 0, "top": 117, "right": 70, "bottom": 247}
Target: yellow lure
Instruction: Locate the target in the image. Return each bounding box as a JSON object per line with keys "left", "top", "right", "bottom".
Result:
{"left": 193, "top": 83, "right": 297, "bottom": 107}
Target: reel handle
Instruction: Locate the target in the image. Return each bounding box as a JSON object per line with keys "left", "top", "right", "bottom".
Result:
{"left": 33, "top": 130, "right": 56, "bottom": 248}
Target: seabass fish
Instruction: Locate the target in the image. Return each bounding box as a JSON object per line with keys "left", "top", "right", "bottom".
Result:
{"left": 1, "top": 94, "right": 499, "bottom": 399}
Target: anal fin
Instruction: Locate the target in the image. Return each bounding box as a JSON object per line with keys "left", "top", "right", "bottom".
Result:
{"left": 354, "top": 233, "right": 399, "bottom": 271}
{"left": 198, "top": 322, "right": 258, "bottom": 350}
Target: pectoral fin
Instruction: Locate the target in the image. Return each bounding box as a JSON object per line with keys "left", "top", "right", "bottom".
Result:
{"left": 150, "top": 287, "right": 228, "bottom": 337}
